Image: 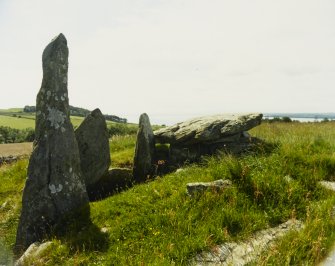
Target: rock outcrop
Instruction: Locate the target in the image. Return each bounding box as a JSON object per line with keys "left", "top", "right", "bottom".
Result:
{"left": 15, "top": 34, "right": 89, "bottom": 254}
{"left": 75, "top": 108, "right": 111, "bottom": 187}
{"left": 154, "top": 113, "right": 262, "bottom": 164}
{"left": 15, "top": 241, "right": 53, "bottom": 266}
{"left": 154, "top": 113, "right": 262, "bottom": 145}
{"left": 133, "top": 113, "right": 155, "bottom": 182}
{"left": 192, "top": 219, "right": 303, "bottom": 265}
{"left": 187, "top": 179, "right": 232, "bottom": 197}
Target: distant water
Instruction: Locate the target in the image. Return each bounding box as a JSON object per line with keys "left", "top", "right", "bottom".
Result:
{"left": 264, "top": 116, "right": 330, "bottom": 122}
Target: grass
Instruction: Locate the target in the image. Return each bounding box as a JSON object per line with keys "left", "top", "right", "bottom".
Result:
{"left": 0, "top": 160, "right": 27, "bottom": 265}
{"left": 2, "top": 122, "right": 335, "bottom": 264}
{"left": 0, "top": 115, "right": 35, "bottom": 130}
{"left": 109, "top": 135, "right": 136, "bottom": 168}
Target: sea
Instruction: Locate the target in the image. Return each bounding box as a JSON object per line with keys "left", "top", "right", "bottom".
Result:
{"left": 264, "top": 113, "right": 335, "bottom": 123}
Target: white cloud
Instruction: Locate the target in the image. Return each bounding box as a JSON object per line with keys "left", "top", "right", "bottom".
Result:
{"left": 0, "top": 0, "right": 334, "bottom": 124}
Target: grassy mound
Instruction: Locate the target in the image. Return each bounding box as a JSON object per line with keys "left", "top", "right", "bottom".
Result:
{"left": 1, "top": 122, "right": 335, "bottom": 264}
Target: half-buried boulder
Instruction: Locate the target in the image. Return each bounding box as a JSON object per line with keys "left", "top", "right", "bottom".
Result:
{"left": 133, "top": 113, "right": 155, "bottom": 182}
{"left": 75, "top": 108, "right": 111, "bottom": 188}
{"left": 15, "top": 34, "right": 89, "bottom": 254}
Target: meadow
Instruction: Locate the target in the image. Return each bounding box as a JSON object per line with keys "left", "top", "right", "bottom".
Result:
{"left": 0, "top": 113, "right": 108, "bottom": 130}
{"left": 0, "top": 109, "right": 139, "bottom": 144}
{"left": 1, "top": 121, "right": 335, "bottom": 265}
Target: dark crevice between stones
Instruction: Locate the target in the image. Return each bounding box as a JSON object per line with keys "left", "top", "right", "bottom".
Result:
{"left": 87, "top": 168, "right": 134, "bottom": 201}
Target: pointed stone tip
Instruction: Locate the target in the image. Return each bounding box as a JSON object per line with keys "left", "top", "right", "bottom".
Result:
{"left": 139, "top": 113, "right": 151, "bottom": 125}
{"left": 140, "top": 113, "right": 149, "bottom": 119}
{"left": 51, "top": 33, "right": 67, "bottom": 45}
{"left": 91, "top": 108, "right": 102, "bottom": 117}
{"left": 42, "top": 33, "right": 68, "bottom": 62}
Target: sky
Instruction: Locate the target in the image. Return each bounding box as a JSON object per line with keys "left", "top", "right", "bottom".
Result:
{"left": 0, "top": 0, "right": 334, "bottom": 124}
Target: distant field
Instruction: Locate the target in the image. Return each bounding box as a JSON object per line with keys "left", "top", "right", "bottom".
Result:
{"left": 0, "top": 142, "right": 32, "bottom": 157}
{"left": 0, "top": 108, "right": 135, "bottom": 133}
{"left": 0, "top": 108, "right": 23, "bottom": 113}
{"left": 0, "top": 113, "right": 118, "bottom": 130}
{"left": 0, "top": 115, "right": 35, "bottom": 130}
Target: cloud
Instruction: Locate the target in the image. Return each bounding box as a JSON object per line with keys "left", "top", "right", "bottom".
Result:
{"left": 0, "top": 0, "right": 335, "bottom": 124}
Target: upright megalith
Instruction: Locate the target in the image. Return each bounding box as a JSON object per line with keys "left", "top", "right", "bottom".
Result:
{"left": 133, "top": 113, "right": 155, "bottom": 182}
{"left": 75, "top": 108, "right": 111, "bottom": 188}
{"left": 15, "top": 34, "right": 89, "bottom": 254}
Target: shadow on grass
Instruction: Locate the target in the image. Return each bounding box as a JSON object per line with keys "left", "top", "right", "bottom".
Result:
{"left": 54, "top": 204, "right": 109, "bottom": 253}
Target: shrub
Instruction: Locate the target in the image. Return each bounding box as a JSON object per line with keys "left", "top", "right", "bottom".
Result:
{"left": 108, "top": 123, "right": 137, "bottom": 137}
{"left": 0, "top": 126, "right": 34, "bottom": 143}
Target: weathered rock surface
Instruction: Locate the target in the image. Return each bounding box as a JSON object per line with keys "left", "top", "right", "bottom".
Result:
{"left": 154, "top": 113, "right": 262, "bottom": 145}
{"left": 15, "top": 241, "right": 53, "bottom": 266}
{"left": 154, "top": 114, "right": 262, "bottom": 165}
{"left": 192, "top": 219, "right": 303, "bottom": 265}
{"left": 133, "top": 113, "right": 155, "bottom": 182}
{"left": 15, "top": 34, "right": 89, "bottom": 254}
{"left": 187, "top": 179, "right": 232, "bottom": 196}
{"left": 87, "top": 168, "right": 133, "bottom": 200}
{"left": 75, "top": 108, "right": 111, "bottom": 187}
{"left": 319, "top": 181, "right": 335, "bottom": 191}
{"left": 0, "top": 155, "right": 20, "bottom": 165}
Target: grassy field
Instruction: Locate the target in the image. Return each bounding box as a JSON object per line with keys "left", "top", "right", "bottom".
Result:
{"left": 0, "top": 114, "right": 107, "bottom": 129}
{"left": 2, "top": 122, "right": 335, "bottom": 265}
{"left": 0, "top": 143, "right": 32, "bottom": 157}
{"left": 0, "top": 109, "right": 121, "bottom": 130}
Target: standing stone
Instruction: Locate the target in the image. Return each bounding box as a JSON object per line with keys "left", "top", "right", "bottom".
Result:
{"left": 15, "top": 34, "right": 89, "bottom": 254}
{"left": 133, "top": 113, "right": 155, "bottom": 182}
{"left": 75, "top": 108, "right": 111, "bottom": 188}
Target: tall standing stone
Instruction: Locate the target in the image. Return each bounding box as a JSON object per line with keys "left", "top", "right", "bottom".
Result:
{"left": 133, "top": 113, "right": 155, "bottom": 182}
{"left": 75, "top": 108, "right": 111, "bottom": 188}
{"left": 15, "top": 34, "right": 89, "bottom": 254}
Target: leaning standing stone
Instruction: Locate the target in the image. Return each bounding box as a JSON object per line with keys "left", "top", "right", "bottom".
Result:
{"left": 75, "top": 108, "right": 111, "bottom": 188}
{"left": 15, "top": 34, "right": 89, "bottom": 254}
{"left": 133, "top": 113, "right": 155, "bottom": 182}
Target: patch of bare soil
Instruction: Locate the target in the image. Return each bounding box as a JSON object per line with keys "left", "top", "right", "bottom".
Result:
{"left": 0, "top": 142, "right": 33, "bottom": 157}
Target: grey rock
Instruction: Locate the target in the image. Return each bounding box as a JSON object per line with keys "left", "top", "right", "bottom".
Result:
{"left": 75, "top": 108, "right": 111, "bottom": 187}
{"left": 133, "top": 113, "right": 155, "bottom": 182}
{"left": 15, "top": 241, "right": 53, "bottom": 266}
{"left": 15, "top": 34, "right": 89, "bottom": 254}
{"left": 154, "top": 113, "right": 262, "bottom": 145}
{"left": 187, "top": 179, "right": 232, "bottom": 196}
{"left": 319, "top": 181, "right": 335, "bottom": 191}
{"left": 0, "top": 155, "right": 19, "bottom": 165}
{"left": 192, "top": 219, "right": 303, "bottom": 265}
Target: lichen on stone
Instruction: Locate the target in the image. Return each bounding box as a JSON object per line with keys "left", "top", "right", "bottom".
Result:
{"left": 48, "top": 184, "right": 63, "bottom": 194}
{"left": 47, "top": 107, "right": 66, "bottom": 129}
{"left": 46, "top": 91, "right": 51, "bottom": 100}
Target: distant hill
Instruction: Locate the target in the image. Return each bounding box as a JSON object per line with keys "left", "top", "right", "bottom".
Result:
{"left": 23, "top": 105, "right": 127, "bottom": 123}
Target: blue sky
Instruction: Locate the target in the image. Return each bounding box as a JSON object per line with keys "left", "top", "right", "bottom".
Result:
{"left": 1, "top": 0, "right": 334, "bottom": 124}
